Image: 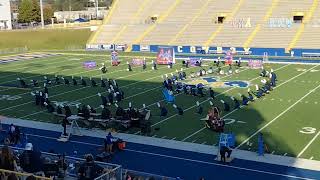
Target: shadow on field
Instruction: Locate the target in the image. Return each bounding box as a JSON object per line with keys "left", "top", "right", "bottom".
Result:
{"left": 0, "top": 69, "right": 304, "bottom": 180}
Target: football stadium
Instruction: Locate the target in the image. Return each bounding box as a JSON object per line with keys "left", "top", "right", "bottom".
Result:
{"left": 0, "top": 0, "right": 320, "bottom": 179}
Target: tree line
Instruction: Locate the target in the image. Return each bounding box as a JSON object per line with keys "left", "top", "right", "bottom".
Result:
{"left": 17, "top": 0, "right": 113, "bottom": 24}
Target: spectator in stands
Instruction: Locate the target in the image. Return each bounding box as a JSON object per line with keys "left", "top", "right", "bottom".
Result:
{"left": 19, "top": 143, "right": 44, "bottom": 173}
{"left": 78, "top": 154, "right": 104, "bottom": 180}
{"left": 8, "top": 124, "right": 16, "bottom": 144}
{"left": 104, "top": 132, "right": 114, "bottom": 153}
{"left": 0, "top": 145, "right": 17, "bottom": 171}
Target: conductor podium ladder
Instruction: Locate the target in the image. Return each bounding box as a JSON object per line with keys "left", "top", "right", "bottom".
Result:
{"left": 215, "top": 133, "right": 235, "bottom": 162}
{"left": 58, "top": 115, "right": 82, "bottom": 142}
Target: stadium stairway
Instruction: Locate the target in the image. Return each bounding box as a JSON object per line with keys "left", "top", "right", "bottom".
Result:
{"left": 88, "top": 0, "right": 320, "bottom": 50}
{"left": 88, "top": 0, "right": 120, "bottom": 45}
{"left": 242, "top": 0, "right": 279, "bottom": 49}
{"left": 250, "top": 0, "right": 314, "bottom": 48}
{"left": 203, "top": 0, "right": 245, "bottom": 47}
{"left": 296, "top": 3, "right": 320, "bottom": 49}
{"left": 287, "top": 0, "right": 319, "bottom": 51}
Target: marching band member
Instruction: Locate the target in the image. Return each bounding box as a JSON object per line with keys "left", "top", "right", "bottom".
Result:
{"left": 62, "top": 77, "right": 69, "bottom": 85}
{"left": 81, "top": 76, "right": 87, "bottom": 86}
{"left": 127, "top": 61, "right": 132, "bottom": 71}
{"left": 72, "top": 76, "right": 77, "bottom": 86}
{"left": 100, "top": 63, "right": 107, "bottom": 73}
{"left": 90, "top": 77, "right": 97, "bottom": 87}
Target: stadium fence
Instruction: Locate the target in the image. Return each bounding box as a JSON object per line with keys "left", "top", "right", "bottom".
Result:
{"left": 123, "top": 169, "right": 176, "bottom": 180}
{"left": 0, "top": 145, "right": 122, "bottom": 180}
{"left": 0, "top": 169, "right": 51, "bottom": 180}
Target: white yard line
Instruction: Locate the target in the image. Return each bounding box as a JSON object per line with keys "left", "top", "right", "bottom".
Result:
{"left": 297, "top": 130, "right": 320, "bottom": 158}
{"left": 17, "top": 65, "right": 202, "bottom": 118}
{"left": 0, "top": 55, "right": 79, "bottom": 80}
{"left": 144, "top": 65, "right": 246, "bottom": 110}
{"left": 130, "top": 65, "right": 253, "bottom": 135}
{"left": 152, "top": 64, "right": 291, "bottom": 131}
{"left": 0, "top": 57, "right": 129, "bottom": 94}
{"left": 0, "top": 65, "right": 167, "bottom": 112}
{"left": 0, "top": 54, "right": 66, "bottom": 71}
{"left": 237, "top": 83, "right": 320, "bottom": 149}
{"left": 0, "top": 56, "right": 108, "bottom": 85}
{"left": 182, "top": 65, "right": 318, "bottom": 142}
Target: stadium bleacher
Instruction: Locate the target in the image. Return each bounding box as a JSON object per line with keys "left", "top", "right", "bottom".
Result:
{"left": 90, "top": 0, "right": 320, "bottom": 51}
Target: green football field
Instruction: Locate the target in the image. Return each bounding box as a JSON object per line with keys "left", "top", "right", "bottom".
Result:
{"left": 0, "top": 52, "right": 319, "bottom": 161}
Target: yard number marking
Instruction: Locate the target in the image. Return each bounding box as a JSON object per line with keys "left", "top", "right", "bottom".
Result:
{"left": 0, "top": 95, "right": 22, "bottom": 101}
{"left": 51, "top": 101, "right": 81, "bottom": 107}
{"left": 299, "top": 127, "right": 317, "bottom": 134}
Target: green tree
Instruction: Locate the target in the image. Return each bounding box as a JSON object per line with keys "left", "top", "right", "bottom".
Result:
{"left": 31, "top": 0, "right": 41, "bottom": 22}
{"left": 43, "top": 5, "right": 54, "bottom": 23}
{"left": 18, "top": 0, "right": 33, "bottom": 23}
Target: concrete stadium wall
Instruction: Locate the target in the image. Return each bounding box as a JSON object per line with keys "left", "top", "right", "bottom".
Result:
{"left": 131, "top": 44, "right": 320, "bottom": 57}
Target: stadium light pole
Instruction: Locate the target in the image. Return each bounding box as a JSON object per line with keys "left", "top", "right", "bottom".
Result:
{"left": 40, "top": 0, "right": 44, "bottom": 29}
{"left": 96, "top": 0, "right": 99, "bottom": 20}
